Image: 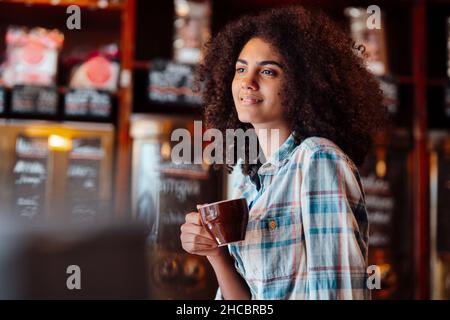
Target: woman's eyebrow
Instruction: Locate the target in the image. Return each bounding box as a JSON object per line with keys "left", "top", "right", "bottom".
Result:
{"left": 258, "top": 60, "right": 283, "bottom": 69}
{"left": 236, "top": 59, "right": 283, "bottom": 69}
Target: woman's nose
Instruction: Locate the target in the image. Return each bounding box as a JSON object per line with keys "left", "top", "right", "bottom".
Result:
{"left": 241, "top": 76, "right": 258, "bottom": 90}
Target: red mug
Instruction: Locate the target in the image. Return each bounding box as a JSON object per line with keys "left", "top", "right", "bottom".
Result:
{"left": 197, "top": 198, "right": 249, "bottom": 246}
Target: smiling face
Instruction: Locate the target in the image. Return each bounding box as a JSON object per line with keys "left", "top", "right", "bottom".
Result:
{"left": 232, "top": 37, "right": 287, "bottom": 130}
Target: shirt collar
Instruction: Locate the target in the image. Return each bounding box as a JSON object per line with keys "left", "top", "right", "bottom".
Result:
{"left": 258, "top": 132, "right": 297, "bottom": 174}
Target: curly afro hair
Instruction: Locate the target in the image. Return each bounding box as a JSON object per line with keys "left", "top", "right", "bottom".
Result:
{"left": 197, "top": 6, "right": 387, "bottom": 176}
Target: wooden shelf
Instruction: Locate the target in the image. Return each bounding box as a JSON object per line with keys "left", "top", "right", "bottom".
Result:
{"left": 58, "top": 86, "right": 119, "bottom": 97}
{"left": 0, "top": 85, "right": 119, "bottom": 97}
{"left": 0, "top": 0, "right": 135, "bottom": 219}
{"left": 0, "top": 0, "right": 125, "bottom": 11}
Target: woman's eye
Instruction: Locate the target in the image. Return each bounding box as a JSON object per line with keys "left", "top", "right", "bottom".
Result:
{"left": 261, "top": 69, "right": 275, "bottom": 76}
{"left": 236, "top": 67, "right": 245, "bottom": 73}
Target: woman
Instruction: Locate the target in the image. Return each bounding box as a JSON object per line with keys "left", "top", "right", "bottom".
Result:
{"left": 180, "top": 6, "right": 386, "bottom": 299}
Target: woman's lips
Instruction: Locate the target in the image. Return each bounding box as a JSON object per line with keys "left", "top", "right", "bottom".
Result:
{"left": 240, "top": 97, "right": 263, "bottom": 105}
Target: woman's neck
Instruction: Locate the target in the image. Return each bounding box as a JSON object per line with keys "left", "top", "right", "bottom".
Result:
{"left": 253, "top": 123, "right": 291, "bottom": 161}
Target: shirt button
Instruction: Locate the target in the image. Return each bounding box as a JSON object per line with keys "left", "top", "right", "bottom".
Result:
{"left": 268, "top": 220, "right": 277, "bottom": 230}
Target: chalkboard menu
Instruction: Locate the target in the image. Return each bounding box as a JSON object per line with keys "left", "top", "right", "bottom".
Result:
{"left": 12, "top": 135, "right": 49, "bottom": 220}
{"left": 64, "top": 89, "right": 113, "bottom": 119}
{"left": 148, "top": 59, "right": 202, "bottom": 107}
{"left": 0, "top": 86, "right": 5, "bottom": 114}
{"left": 359, "top": 147, "right": 411, "bottom": 247}
{"left": 65, "top": 138, "right": 104, "bottom": 222}
{"left": 133, "top": 139, "right": 221, "bottom": 299}
{"left": 358, "top": 140, "right": 413, "bottom": 298}
{"left": 11, "top": 85, "right": 59, "bottom": 115}
{"left": 360, "top": 172, "right": 394, "bottom": 247}
{"left": 157, "top": 169, "right": 205, "bottom": 251}
{"left": 135, "top": 143, "right": 214, "bottom": 250}
{"left": 437, "top": 146, "right": 450, "bottom": 252}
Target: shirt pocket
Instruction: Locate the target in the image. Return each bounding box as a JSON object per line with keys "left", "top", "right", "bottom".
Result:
{"left": 240, "top": 213, "right": 303, "bottom": 282}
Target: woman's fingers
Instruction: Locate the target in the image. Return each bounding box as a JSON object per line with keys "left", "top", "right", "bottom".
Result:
{"left": 181, "top": 246, "right": 218, "bottom": 257}
{"left": 180, "top": 228, "right": 216, "bottom": 245}
{"left": 185, "top": 211, "right": 202, "bottom": 225}
{"left": 180, "top": 236, "right": 216, "bottom": 248}
{"left": 180, "top": 233, "right": 217, "bottom": 254}
{"left": 181, "top": 208, "right": 221, "bottom": 256}
{"left": 180, "top": 223, "right": 213, "bottom": 239}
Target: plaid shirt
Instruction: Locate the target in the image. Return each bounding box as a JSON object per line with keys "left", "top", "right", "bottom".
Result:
{"left": 217, "top": 134, "right": 370, "bottom": 300}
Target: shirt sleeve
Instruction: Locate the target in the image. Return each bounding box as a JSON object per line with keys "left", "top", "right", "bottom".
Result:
{"left": 300, "top": 147, "right": 370, "bottom": 300}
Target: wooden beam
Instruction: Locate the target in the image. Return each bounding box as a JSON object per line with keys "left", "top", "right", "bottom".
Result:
{"left": 115, "top": 0, "right": 136, "bottom": 219}
{"left": 412, "top": 0, "right": 429, "bottom": 300}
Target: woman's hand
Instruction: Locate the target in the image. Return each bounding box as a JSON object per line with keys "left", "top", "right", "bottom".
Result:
{"left": 180, "top": 211, "right": 224, "bottom": 257}
{"left": 181, "top": 211, "right": 251, "bottom": 299}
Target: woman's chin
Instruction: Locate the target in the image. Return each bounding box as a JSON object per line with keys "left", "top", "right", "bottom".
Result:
{"left": 237, "top": 114, "right": 253, "bottom": 124}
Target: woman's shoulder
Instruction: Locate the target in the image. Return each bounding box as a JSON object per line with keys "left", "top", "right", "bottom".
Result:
{"left": 297, "top": 136, "right": 344, "bottom": 154}
{"left": 291, "top": 137, "right": 365, "bottom": 200}
{"left": 291, "top": 136, "right": 357, "bottom": 171}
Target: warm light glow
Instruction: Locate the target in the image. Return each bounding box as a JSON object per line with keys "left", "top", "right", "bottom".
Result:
{"left": 376, "top": 159, "right": 386, "bottom": 178}
{"left": 176, "top": 0, "right": 190, "bottom": 17}
{"left": 97, "top": 0, "right": 109, "bottom": 9}
{"left": 48, "top": 135, "right": 72, "bottom": 152}
{"left": 345, "top": 7, "right": 363, "bottom": 18}
{"left": 161, "top": 141, "right": 172, "bottom": 160}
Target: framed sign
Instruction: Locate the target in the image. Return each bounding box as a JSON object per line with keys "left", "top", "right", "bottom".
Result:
{"left": 148, "top": 59, "right": 202, "bottom": 107}
{"left": 66, "top": 138, "right": 105, "bottom": 222}
{"left": 13, "top": 135, "right": 49, "bottom": 220}
{"left": 11, "top": 85, "right": 59, "bottom": 116}
{"left": 64, "top": 89, "right": 113, "bottom": 120}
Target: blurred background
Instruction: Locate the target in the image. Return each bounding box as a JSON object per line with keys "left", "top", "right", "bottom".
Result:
{"left": 0, "top": 0, "right": 448, "bottom": 300}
